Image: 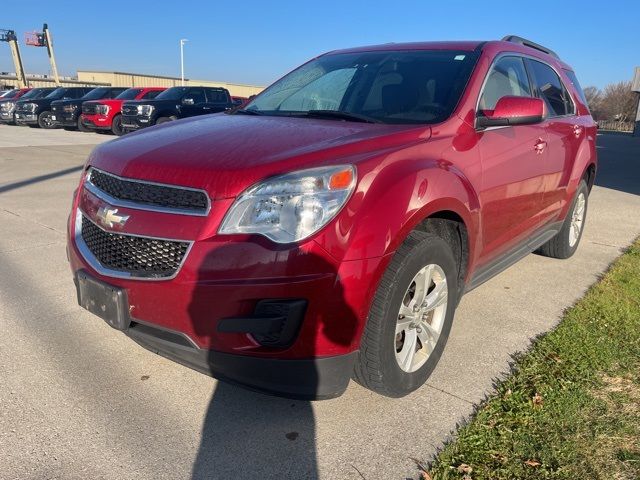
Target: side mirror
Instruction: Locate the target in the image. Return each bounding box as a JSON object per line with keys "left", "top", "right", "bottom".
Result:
{"left": 182, "top": 98, "right": 195, "bottom": 106}
{"left": 476, "top": 96, "right": 544, "bottom": 129}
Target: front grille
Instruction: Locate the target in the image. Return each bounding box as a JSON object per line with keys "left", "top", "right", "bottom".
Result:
{"left": 122, "top": 104, "right": 137, "bottom": 115}
{"left": 87, "top": 168, "right": 209, "bottom": 214}
{"left": 81, "top": 215, "right": 189, "bottom": 278}
{"left": 83, "top": 103, "right": 97, "bottom": 115}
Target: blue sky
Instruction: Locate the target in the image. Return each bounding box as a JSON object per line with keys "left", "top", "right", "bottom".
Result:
{"left": 2, "top": 1, "right": 638, "bottom": 89}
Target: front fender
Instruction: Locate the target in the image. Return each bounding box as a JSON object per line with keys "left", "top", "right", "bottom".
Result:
{"left": 313, "top": 156, "right": 480, "bottom": 263}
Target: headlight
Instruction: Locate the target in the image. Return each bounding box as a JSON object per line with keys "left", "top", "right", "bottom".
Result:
{"left": 22, "top": 103, "right": 37, "bottom": 112}
{"left": 219, "top": 165, "right": 356, "bottom": 243}
{"left": 96, "top": 104, "right": 109, "bottom": 115}
{"left": 137, "top": 104, "right": 154, "bottom": 116}
{"left": 63, "top": 104, "right": 78, "bottom": 113}
{"left": 1, "top": 101, "right": 14, "bottom": 112}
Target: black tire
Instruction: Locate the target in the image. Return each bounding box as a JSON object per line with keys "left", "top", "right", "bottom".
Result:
{"left": 353, "top": 230, "right": 459, "bottom": 397}
{"left": 77, "top": 116, "right": 90, "bottom": 132}
{"left": 111, "top": 114, "right": 124, "bottom": 136}
{"left": 536, "top": 180, "right": 589, "bottom": 259}
{"left": 37, "top": 111, "right": 55, "bottom": 129}
{"left": 156, "top": 116, "right": 176, "bottom": 125}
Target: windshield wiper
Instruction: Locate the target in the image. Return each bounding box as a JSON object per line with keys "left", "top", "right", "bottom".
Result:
{"left": 305, "top": 110, "right": 381, "bottom": 124}
{"left": 234, "top": 109, "right": 263, "bottom": 116}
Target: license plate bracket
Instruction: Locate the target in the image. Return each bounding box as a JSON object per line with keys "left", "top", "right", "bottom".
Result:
{"left": 76, "top": 271, "right": 129, "bottom": 330}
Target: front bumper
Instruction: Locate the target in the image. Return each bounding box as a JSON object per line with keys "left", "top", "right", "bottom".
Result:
{"left": 81, "top": 114, "right": 111, "bottom": 130}
{"left": 0, "top": 111, "right": 15, "bottom": 123}
{"left": 67, "top": 184, "right": 385, "bottom": 398}
{"left": 52, "top": 111, "right": 79, "bottom": 127}
{"left": 14, "top": 112, "right": 38, "bottom": 124}
{"left": 121, "top": 114, "right": 152, "bottom": 130}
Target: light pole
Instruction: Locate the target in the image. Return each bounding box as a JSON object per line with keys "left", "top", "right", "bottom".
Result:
{"left": 180, "top": 38, "right": 188, "bottom": 86}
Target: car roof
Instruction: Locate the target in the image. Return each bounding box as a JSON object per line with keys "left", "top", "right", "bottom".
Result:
{"left": 325, "top": 39, "right": 572, "bottom": 70}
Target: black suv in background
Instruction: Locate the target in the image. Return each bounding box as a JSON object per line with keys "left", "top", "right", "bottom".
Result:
{"left": 14, "top": 87, "right": 94, "bottom": 128}
{"left": 51, "top": 87, "right": 128, "bottom": 131}
{"left": 120, "top": 86, "right": 232, "bottom": 132}
{"left": 1, "top": 88, "right": 56, "bottom": 125}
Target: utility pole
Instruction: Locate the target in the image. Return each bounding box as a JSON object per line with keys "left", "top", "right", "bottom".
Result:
{"left": 180, "top": 39, "right": 188, "bottom": 86}
{"left": 0, "top": 29, "right": 28, "bottom": 88}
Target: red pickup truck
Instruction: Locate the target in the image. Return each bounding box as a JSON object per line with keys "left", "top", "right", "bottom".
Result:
{"left": 81, "top": 87, "right": 165, "bottom": 135}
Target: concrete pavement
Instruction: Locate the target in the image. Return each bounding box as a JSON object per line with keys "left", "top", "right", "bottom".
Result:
{"left": 1, "top": 126, "right": 639, "bottom": 480}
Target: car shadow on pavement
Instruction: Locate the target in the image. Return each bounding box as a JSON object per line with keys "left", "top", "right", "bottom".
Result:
{"left": 0, "top": 165, "right": 83, "bottom": 194}
{"left": 188, "top": 242, "right": 360, "bottom": 479}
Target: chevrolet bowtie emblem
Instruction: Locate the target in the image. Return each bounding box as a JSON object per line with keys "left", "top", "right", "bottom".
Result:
{"left": 96, "top": 206, "right": 129, "bottom": 228}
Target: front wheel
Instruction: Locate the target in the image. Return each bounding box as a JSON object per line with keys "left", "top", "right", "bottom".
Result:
{"left": 38, "top": 111, "right": 56, "bottom": 129}
{"left": 353, "top": 231, "right": 458, "bottom": 397}
{"left": 77, "top": 116, "right": 90, "bottom": 132}
{"left": 536, "top": 180, "right": 589, "bottom": 259}
{"left": 111, "top": 114, "right": 124, "bottom": 136}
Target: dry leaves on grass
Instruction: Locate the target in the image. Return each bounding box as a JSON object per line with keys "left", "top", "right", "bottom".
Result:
{"left": 532, "top": 393, "right": 544, "bottom": 408}
{"left": 524, "top": 459, "right": 541, "bottom": 467}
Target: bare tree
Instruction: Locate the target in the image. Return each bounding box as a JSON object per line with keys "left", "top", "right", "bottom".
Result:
{"left": 599, "top": 81, "right": 637, "bottom": 122}
{"left": 583, "top": 86, "right": 604, "bottom": 119}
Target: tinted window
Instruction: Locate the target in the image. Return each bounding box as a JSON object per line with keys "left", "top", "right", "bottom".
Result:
{"left": 141, "top": 90, "right": 162, "bottom": 99}
{"left": 563, "top": 69, "right": 587, "bottom": 107}
{"left": 184, "top": 88, "right": 205, "bottom": 104}
{"left": 82, "top": 88, "right": 110, "bottom": 100}
{"left": 527, "top": 60, "right": 574, "bottom": 116}
{"left": 45, "top": 88, "right": 67, "bottom": 99}
{"left": 21, "top": 88, "right": 53, "bottom": 100}
{"left": 479, "top": 56, "right": 531, "bottom": 110}
{"left": 155, "top": 87, "right": 189, "bottom": 100}
{"left": 246, "top": 50, "right": 479, "bottom": 125}
{"left": 115, "top": 88, "right": 142, "bottom": 100}
{"left": 206, "top": 89, "right": 228, "bottom": 103}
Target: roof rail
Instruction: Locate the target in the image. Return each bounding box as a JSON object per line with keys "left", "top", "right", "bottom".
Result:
{"left": 501, "top": 35, "right": 559, "bottom": 59}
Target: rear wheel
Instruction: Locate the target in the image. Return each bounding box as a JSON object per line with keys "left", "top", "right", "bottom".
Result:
{"left": 536, "top": 180, "right": 589, "bottom": 259}
{"left": 38, "top": 111, "right": 55, "bottom": 129}
{"left": 111, "top": 114, "right": 124, "bottom": 136}
{"left": 353, "top": 231, "right": 458, "bottom": 397}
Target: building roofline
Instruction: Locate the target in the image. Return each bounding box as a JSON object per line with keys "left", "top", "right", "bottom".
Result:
{"left": 77, "top": 70, "right": 264, "bottom": 88}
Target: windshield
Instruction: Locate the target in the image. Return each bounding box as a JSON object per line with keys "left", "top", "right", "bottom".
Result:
{"left": 246, "top": 50, "right": 479, "bottom": 124}
{"left": 81, "top": 88, "right": 109, "bottom": 100}
{"left": 45, "top": 88, "right": 68, "bottom": 100}
{"left": 154, "top": 87, "right": 188, "bottom": 101}
{"left": 0, "top": 90, "right": 16, "bottom": 98}
{"left": 115, "top": 88, "right": 142, "bottom": 100}
{"left": 20, "top": 88, "right": 53, "bottom": 100}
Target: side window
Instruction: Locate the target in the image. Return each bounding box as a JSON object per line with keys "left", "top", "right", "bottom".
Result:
{"left": 205, "top": 89, "right": 228, "bottom": 103}
{"left": 563, "top": 69, "right": 587, "bottom": 108}
{"left": 479, "top": 56, "right": 531, "bottom": 110}
{"left": 141, "top": 90, "right": 161, "bottom": 100}
{"left": 527, "top": 60, "right": 575, "bottom": 117}
{"left": 184, "top": 88, "right": 205, "bottom": 104}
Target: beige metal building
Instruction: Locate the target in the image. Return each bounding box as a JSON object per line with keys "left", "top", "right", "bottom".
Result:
{"left": 1, "top": 71, "right": 264, "bottom": 97}
{"left": 77, "top": 71, "right": 263, "bottom": 97}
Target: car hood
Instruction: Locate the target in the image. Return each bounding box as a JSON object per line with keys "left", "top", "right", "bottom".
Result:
{"left": 89, "top": 114, "right": 431, "bottom": 199}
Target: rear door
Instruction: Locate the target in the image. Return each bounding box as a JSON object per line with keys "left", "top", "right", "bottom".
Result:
{"left": 205, "top": 88, "right": 231, "bottom": 113}
{"left": 525, "top": 59, "right": 581, "bottom": 221}
{"left": 476, "top": 55, "right": 549, "bottom": 262}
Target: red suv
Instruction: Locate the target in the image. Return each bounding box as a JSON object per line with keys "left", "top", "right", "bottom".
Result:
{"left": 81, "top": 87, "right": 165, "bottom": 135}
{"left": 68, "top": 36, "right": 596, "bottom": 399}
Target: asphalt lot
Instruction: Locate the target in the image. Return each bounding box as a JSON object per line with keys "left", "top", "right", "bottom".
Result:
{"left": 1, "top": 125, "right": 639, "bottom": 480}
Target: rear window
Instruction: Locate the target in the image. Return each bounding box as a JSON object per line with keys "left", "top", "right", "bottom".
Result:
{"left": 563, "top": 69, "right": 588, "bottom": 107}
{"left": 527, "top": 59, "right": 575, "bottom": 117}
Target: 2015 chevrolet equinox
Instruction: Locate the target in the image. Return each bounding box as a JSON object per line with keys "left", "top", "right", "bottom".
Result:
{"left": 68, "top": 36, "right": 596, "bottom": 399}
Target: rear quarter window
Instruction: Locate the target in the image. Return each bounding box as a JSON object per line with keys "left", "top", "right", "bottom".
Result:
{"left": 563, "top": 69, "right": 588, "bottom": 107}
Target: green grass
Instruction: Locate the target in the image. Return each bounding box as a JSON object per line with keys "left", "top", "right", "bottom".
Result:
{"left": 423, "top": 239, "right": 640, "bottom": 480}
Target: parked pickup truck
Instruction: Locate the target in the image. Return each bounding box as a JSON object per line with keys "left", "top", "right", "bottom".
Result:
{"left": 0, "top": 88, "right": 32, "bottom": 124}
{"left": 81, "top": 87, "right": 165, "bottom": 136}
{"left": 15, "top": 87, "right": 94, "bottom": 128}
{"left": 120, "top": 86, "right": 232, "bottom": 132}
{"left": 51, "top": 87, "right": 128, "bottom": 131}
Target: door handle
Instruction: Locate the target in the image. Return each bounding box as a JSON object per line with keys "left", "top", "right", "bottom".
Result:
{"left": 573, "top": 124, "right": 582, "bottom": 137}
{"left": 534, "top": 138, "right": 547, "bottom": 154}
